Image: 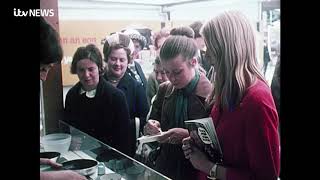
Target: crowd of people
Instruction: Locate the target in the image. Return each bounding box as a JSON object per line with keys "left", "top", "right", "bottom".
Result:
{"left": 40, "top": 10, "right": 280, "bottom": 180}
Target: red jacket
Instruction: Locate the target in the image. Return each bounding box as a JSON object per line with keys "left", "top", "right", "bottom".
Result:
{"left": 208, "top": 79, "right": 280, "bottom": 180}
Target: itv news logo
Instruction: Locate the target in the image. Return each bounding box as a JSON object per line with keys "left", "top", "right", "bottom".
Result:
{"left": 13, "top": 8, "right": 54, "bottom": 17}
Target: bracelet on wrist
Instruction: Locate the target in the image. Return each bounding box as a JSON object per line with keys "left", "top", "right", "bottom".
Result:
{"left": 208, "top": 163, "right": 218, "bottom": 179}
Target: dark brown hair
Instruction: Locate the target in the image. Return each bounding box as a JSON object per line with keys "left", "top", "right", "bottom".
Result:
{"left": 189, "top": 21, "right": 203, "bottom": 38}
{"left": 40, "top": 17, "right": 63, "bottom": 65}
{"left": 153, "top": 28, "right": 170, "bottom": 50}
{"left": 70, "top": 44, "right": 103, "bottom": 74}
{"left": 160, "top": 35, "right": 197, "bottom": 62}
{"left": 170, "top": 26, "right": 195, "bottom": 39}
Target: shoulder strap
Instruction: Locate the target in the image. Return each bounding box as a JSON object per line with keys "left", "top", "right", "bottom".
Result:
{"left": 156, "top": 82, "right": 170, "bottom": 106}
{"left": 148, "top": 82, "right": 171, "bottom": 120}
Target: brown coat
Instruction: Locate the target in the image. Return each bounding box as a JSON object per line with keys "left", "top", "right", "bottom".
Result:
{"left": 149, "top": 72, "right": 212, "bottom": 180}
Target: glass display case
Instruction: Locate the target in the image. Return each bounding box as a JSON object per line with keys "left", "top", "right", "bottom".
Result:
{"left": 40, "top": 120, "right": 171, "bottom": 180}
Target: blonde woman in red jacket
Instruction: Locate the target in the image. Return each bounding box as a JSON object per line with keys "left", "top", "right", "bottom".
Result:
{"left": 182, "top": 11, "right": 280, "bottom": 180}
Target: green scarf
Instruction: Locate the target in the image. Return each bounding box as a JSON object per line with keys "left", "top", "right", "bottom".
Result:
{"left": 174, "top": 70, "right": 200, "bottom": 127}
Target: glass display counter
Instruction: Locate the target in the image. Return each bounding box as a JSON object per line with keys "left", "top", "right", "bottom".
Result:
{"left": 40, "top": 121, "right": 171, "bottom": 180}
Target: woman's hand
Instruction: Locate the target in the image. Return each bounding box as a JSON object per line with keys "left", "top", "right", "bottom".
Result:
{"left": 182, "top": 137, "right": 214, "bottom": 175}
{"left": 40, "top": 158, "right": 62, "bottom": 169}
{"left": 182, "top": 137, "right": 193, "bottom": 159}
{"left": 144, "top": 120, "right": 161, "bottom": 135}
{"left": 40, "top": 170, "right": 87, "bottom": 180}
{"left": 158, "top": 128, "right": 189, "bottom": 144}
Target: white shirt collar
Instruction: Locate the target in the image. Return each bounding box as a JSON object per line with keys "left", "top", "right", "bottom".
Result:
{"left": 79, "top": 88, "right": 96, "bottom": 98}
{"left": 128, "top": 61, "right": 135, "bottom": 68}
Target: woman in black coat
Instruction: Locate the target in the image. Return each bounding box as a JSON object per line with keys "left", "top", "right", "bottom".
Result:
{"left": 103, "top": 33, "right": 149, "bottom": 156}
{"left": 64, "top": 44, "right": 131, "bottom": 155}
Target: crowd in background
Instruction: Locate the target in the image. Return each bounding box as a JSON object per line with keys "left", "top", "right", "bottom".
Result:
{"left": 41, "top": 10, "right": 281, "bottom": 180}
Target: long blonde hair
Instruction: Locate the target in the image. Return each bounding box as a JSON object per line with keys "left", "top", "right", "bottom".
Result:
{"left": 201, "top": 11, "right": 266, "bottom": 110}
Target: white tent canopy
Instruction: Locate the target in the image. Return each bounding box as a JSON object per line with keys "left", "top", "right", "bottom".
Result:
{"left": 58, "top": 0, "right": 263, "bottom": 23}
{"left": 57, "top": 0, "right": 280, "bottom": 86}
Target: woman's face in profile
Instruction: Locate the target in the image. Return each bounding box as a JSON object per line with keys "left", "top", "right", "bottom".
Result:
{"left": 76, "top": 59, "right": 100, "bottom": 91}
{"left": 154, "top": 63, "right": 168, "bottom": 84}
{"left": 107, "top": 48, "right": 128, "bottom": 79}
{"left": 133, "top": 39, "right": 142, "bottom": 52}
{"left": 132, "top": 40, "right": 142, "bottom": 59}
{"left": 205, "top": 50, "right": 216, "bottom": 67}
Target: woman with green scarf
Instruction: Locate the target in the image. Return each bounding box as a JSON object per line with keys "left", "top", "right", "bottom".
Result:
{"left": 144, "top": 35, "right": 212, "bottom": 180}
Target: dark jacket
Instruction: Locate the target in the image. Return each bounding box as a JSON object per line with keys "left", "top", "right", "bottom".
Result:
{"left": 149, "top": 73, "right": 212, "bottom": 180}
{"left": 104, "top": 72, "right": 149, "bottom": 156}
{"left": 199, "top": 50, "right": 211, "bottom": 73}
{"left": 64, "top": 78, "right": 131, "bottom": 155}
{"left": 127, "top": 61, "right": 147, "bottom": 90}
{"left": 271, "top": 57, "right": 280, "bottom": 117}
{"left": 146, "top": 72, "right": 159, "bottom": 105}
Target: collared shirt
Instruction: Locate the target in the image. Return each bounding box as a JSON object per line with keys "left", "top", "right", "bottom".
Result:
{"left": 79, "top": 88, "right": 96, "bottom": 98}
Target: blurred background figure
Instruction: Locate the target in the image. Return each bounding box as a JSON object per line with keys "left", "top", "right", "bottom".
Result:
{"left": 123, "top": 29, "right": 148, "bottom": 90}
{"left": 153, "top": 28, "right": 171, "bottom": 56}
{"left": 189, "top": 21, "right": 213, "bottom": 79}
{"left": 146, "top": 56, "right": 168, "bottom": 105}
{"left": 271, "top": 40, "right": 280, "bottom": 119}
{"left": 263, "top": 40, "right": 271, "bottom": 76}
{"left": 146, "top": 29, "right": 171, "bottom": 105}
{"left": 264, "top": 13, "right": 280, "bottom": 85}
{"left": 189, "top": 21, "right": 206, "bottom": 51}
{"left": 123, "top": 29, "right": 147, "bottom": 59}
{"left": 265, "top": 13, "right": 280, "bottom": 120}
